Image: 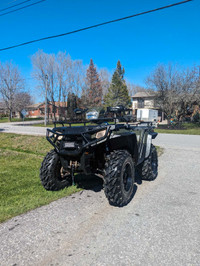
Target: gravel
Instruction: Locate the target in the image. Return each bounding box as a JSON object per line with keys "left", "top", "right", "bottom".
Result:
{"left": 0, "top": 131, "right": 200, "bottom": 265}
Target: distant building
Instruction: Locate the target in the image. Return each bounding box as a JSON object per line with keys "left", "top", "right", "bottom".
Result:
{"left": 26, "top": 102, "right": 67, "bottom": 119}
{"left": 131, "top": 91, "right": 165, "bottom": 122}
{"left": 132, "top": 91, "right": 156, "bottom": 109}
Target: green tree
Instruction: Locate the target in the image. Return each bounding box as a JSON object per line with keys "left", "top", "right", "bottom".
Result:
{"left": 104, "top": 60, "right": 130, "bottom": 107}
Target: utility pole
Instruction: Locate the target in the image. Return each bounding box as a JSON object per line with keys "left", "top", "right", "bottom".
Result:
{"left": 44, "top": 74, "right": 48, "bottom": 126}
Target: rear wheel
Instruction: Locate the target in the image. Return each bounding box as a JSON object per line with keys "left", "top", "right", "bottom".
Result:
{"left": 139, "top": 144, "right": 158, "bottom": 181}
{"left": 104, "top": 150, "right": 135, "bottom": 207}
{"left": 40, "top": 150, "right": 71, "bottom": 191}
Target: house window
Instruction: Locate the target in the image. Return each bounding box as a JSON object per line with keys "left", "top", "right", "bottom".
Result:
{"left": 40, "top": 108, "right": 44, "bottom": 115}
{"left": 138, "top": 99, "right": 144, "bottom": 108}
{"left": 32, "top": 111, "right": 34, "bottom": 114}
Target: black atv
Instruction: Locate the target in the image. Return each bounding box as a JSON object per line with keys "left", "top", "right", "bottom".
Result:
{"left": 40, "top": 117, "right": 158, "bottom": 207}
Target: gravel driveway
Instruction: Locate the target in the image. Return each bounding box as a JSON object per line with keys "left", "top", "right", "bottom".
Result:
{"left": 0, "top": 132, "right": 200, "bottom": 265}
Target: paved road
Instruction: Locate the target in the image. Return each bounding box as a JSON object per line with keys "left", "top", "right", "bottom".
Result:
{"left": 0, "top": 122, "right": 46, "bottom": 136}
{"left": 0, "top": 133, "right": 200, "bottom": 265}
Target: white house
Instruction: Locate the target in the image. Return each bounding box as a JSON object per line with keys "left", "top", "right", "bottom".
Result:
{"left": 131, "top": 91, "right": 165, "bottom": 122}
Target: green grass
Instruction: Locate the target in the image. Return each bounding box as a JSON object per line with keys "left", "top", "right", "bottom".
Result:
{"left": 155, "top": 123, "right": 200, "bottom": 135}
{"left": 155, "top": 128, "right": 200, "bottom": 135}
{"left": 0, "top": 117, "right": 43, "bottom": 123}
{"left": 0, "top": 133, "right": 52, "bottom": 155}
{"left": 0, "top": 117, "right": 9, "bottom": 123}
{"left": 0, "top": 133, "right": 81, "bottom": 223}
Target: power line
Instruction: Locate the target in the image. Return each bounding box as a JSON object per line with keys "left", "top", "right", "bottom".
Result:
{"left": 0, "top": 0, "right": 32, "bottom": 13}
{"left": 0, "top": 0, "right": 192, "bottom": 52}
{"left": 0, "top": 0, "right": 46, "bottom": 17}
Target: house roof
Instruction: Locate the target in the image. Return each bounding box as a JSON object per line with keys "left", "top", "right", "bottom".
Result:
{"left": 27, "top": 101, "right": 67, "bottom": 110}
{"left": 26, "top": 102, "right": 44, "bottom": 109}
{"left": 132, "top": 91, "right": 156, "bottom": 98}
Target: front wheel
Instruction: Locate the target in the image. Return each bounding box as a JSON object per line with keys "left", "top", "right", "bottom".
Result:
{"left": 104, "top": 150, "right": 135, "bottom": 207}
{"left": 40, "top": 150, "right": 71, "bottom": 191}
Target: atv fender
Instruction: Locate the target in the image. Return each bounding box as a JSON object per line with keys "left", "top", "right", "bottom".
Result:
{"left": 145, "top": 132, "right": 157, "bottom": 158}
{"left": 108, "top": 134, "right": 138, "bottom": 163}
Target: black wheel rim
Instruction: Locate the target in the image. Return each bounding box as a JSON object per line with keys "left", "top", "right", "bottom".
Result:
{"left": 123, "top": 163, "right": 132, "bottom": 192}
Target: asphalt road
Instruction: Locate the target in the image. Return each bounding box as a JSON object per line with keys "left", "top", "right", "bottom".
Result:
{"left": 0, "top": 130, "right": 200, "bottom": 265}
{"left": 0, "top": 121, "right": 46, "bottom": 136}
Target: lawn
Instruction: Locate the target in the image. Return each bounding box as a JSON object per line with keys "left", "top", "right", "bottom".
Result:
{"left": 0, "top": 133, "right": 81, "bottom": 223}
{"left": 0, "top": 117, "right": 43, "bottom": 123}
{"left": 155, "top": 123, "right": 200, "bottom": 135}
{"left": 155, "top": 128, "right": 200, "bottom": 135}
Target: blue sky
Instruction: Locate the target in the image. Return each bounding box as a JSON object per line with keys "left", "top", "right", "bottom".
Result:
{"left": 0, "top": 0, "right": 199, "bottom": 101}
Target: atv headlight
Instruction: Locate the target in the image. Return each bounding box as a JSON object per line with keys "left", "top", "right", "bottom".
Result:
{"left": 54, "top": 133, "right": 63, "bottom": 140}
{"left": 57, "top": 135, "right": 63, "bottom": 141}
{"left": 95, "top": 130, "right": 106, "bottom": 139}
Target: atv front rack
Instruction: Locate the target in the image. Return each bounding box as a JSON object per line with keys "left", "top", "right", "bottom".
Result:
{"left": 46, "top": 124, "right": 112, "bottom": 155}
{"left": 53, "top": 119, "right": 155, "bottom": 127}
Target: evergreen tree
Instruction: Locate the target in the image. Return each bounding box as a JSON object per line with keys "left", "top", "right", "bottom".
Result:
{"left": 104, "top": 60, "right": 130, "bottom": 107}
{"left": 85, "top": 59, "right": 102, "bottom": 107}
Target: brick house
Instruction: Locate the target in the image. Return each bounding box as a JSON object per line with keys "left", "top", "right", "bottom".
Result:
{"left": 26, "top": 102, "right": 67, "bottom": 119}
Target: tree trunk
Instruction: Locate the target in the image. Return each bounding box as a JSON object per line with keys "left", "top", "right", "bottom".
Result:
{"left": 58, "top": 84, "right": 61, "bottom": 120}
{"left": 8, "top": 109, "right": 12, "bottom": 122}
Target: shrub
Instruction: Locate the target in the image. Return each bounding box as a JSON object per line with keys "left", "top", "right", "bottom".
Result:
{"left": 192, "top": 112, "right": 200, "bottom": 124}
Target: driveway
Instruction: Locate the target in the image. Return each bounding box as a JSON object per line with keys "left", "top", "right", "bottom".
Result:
{"left": 0, "top": 133, "right": 200, "bottom": 265}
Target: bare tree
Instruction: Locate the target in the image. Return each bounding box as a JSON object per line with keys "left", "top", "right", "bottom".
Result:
{"left": 32, "top": 50, "right": 58, "bottom": 119}
{"left": 46, "top": 54, "right": 57, "bottom": 119}
{"left": 57, "top": 53, "right": 86, "bottom": 118}
{"left": 31, "top": 50, "right": 48, "bottom": 95}
{"left": 56, "top": 51, "right": 66, "bottom": 106}
{"left": 72, "top": 59, "right": 86, "bottom": 97}
{"left": 14, "top": 92, "right": 33, "bottom": 118}
{"left": 99, "top": 68, "right": 111, "bottom": 97}
{"left": 146, "top": 64, "right": 200, "bottom": 122}
{"left": 174, "top": 66, "right": 200, "bottom": 120}
{"left": 0, "top": 61, "right": 24, "bottom": 121}
{"left": 62, "top": 54, "right": 74, "bottom": 104}
{"left": 32, "top": 50, "right": 87, "bottom": 120}
{"left": 126, "top": 82, "right": 146, "bottom": 97}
